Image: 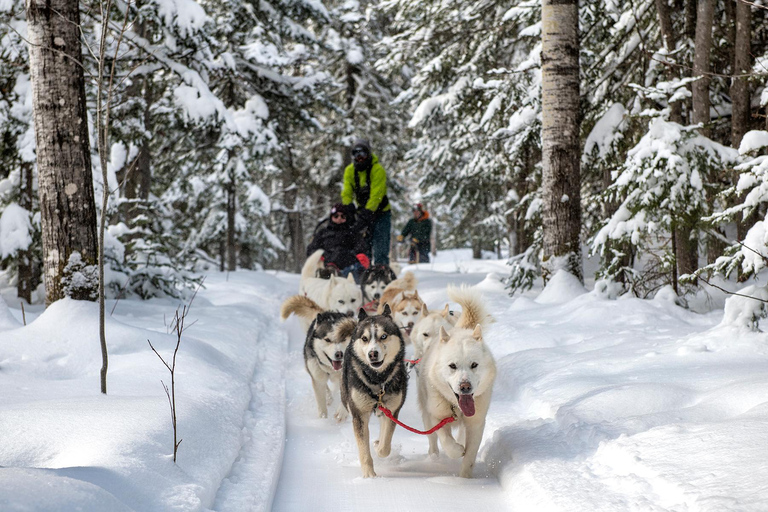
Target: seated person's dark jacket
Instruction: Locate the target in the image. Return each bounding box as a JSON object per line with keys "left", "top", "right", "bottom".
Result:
{"left": 307, "top": 220, "right": 369, "bottom": 270}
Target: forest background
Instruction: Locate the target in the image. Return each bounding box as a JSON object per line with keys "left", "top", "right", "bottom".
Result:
{"left": 2, "top": 0, "right": 768, "bottom": 307}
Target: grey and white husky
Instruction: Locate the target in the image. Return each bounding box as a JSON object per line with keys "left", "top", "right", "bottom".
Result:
{"left": 359, "top": 264, "right": 398, "bottom": 307}
{"left": 341, "top": 305, "right": 408, "bottom": 478}
{"left": 281, "top": 295, "right": 356, "bottom": 421}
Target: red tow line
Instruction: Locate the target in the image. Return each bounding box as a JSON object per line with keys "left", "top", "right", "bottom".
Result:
{"left": 404, "top": 358, "right": 421, "bottom": 366}
{"left": 378, "top": 405, "right": 455, "bottom": 435}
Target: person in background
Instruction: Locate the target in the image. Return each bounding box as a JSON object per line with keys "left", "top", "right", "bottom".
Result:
{"left": 307, "top": 203, "right": 370, "bottom": 279}
{"left": 398, "top": 203, "right": 432, "bottom": 264}
{"left": 341, "top": 138, "right": 391, "bottom": 265}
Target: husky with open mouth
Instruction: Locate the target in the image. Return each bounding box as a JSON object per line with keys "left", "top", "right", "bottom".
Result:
{"left": 341, "top": 305, "right": 408, "bottom": 478}
{"left": 281, "top": 295, "right": 356, "bottom": 421}
{"left": 417, "top": 285, "right": 496, "bottom": 478}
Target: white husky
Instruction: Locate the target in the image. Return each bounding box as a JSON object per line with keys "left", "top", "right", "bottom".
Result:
{"left": 417, "top": 284, "right": 496, "bottom": 478}
{"left": 410, "top": 304, "right": 459, "bottom": 361}
{"left": 300, "top": 249, "right": 362, "bottom": 316}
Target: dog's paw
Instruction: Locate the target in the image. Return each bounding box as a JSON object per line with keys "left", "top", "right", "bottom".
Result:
{"left": 443, "top": 441, "right": 465, "bottom": 459}
{"left": 334, "top": 405, "right": 348, "bottom": 423}
{"left": 362, "top": 466, "right": 377, "bottom": 478}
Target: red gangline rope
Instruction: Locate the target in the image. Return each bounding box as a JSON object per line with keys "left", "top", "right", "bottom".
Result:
{"left": 378, "top": 405, "right": 454, "bottom": 435}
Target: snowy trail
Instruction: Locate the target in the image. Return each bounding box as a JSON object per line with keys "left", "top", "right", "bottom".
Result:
{"left": 270, "top": 273, "right": 511, "bottom": 512}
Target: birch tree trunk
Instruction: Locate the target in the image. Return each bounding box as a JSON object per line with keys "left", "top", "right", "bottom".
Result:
{"left": 26, "top": 0, "right": 99, "bottom": 305}
{"left": 541, "top": 0, "right": 583, "bottom": 283}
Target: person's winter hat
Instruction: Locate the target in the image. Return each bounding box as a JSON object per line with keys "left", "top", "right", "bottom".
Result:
{"left": 330, "top": 203, "right": 354, "bottom": 220}
{"left": 352, "top": 139, "right": 372, "bottom": 162}
{"left": 352, "top": 138, "right": 371, "bottom": 153}
{"left": 413, "top": 203, "right": 424, "bottom": 211}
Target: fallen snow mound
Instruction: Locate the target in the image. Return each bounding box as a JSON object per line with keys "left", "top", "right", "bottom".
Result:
{"left": 536, "top": 270, "right": 586, "bottom": 304}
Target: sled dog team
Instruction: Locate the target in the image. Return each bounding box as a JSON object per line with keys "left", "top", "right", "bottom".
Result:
{"left": 281, "top": 249, "right": 496, "bottom": 478}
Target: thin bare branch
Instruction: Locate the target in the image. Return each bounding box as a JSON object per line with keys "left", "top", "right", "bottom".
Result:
{"left": 697, "top": 275, "right": 768, "bottom": 304}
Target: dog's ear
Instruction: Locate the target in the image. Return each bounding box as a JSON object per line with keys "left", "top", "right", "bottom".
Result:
{"left": 441, "top": 304, "right": 450, "bottom": 317}
{"left": 439, "top": 326, "right": 450, "bottom": 343}
{"left": 382, "top": 303, "right": 392, "bottom": 317}
{"left": 421, "top": 304, "right": 429, "bottom": 316}
{"left": 472, "top": 324, "right": 483, "bottom": 341}
{"left": 347, "top": 273, "right": 355, "bottom": 283}
{"left": 388, "top": 268, "right": 397, "bottom": 281}
{"left": 357, "top": 308, "right": 368, "bottom": 321}
{"left": 329, "top": 274, "right": 337, "bottom": 285}
{"left": 413, "top": 289, "right": 420, "bottom": 300}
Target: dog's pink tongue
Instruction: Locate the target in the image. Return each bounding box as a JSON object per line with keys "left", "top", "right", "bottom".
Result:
{"left": 331, "top": 360, "right": 342, "bottom": 371}
{"left": 458, "top": 395, "right": 475, "bottom": 417}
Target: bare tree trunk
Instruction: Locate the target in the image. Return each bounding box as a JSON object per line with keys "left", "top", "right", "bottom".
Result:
{"left": 17, "top": 161, "right": 35, "bottom": 304}
{"left": 219, "top": 238, "right": 226, "bottom": 272}
{"left": 472, "top": 236, "right": 482, "bottom": 260}
{"left": 284, "top": 144, "right": 306, "bottom": 273}
{"left": 541, "top": 0, "right": 583, "bottom": 282}
{"left": 26, "top": 0, "right": 99, "bottom": 305}
{"left": 124, "top": 80, "right": 153, "bottom": 217}
{"left": 691, "top": 0, "right": 718, "bottom": 266}
{"left": 655, "top": 0, "right": 683, "bottom": 124}
{"left": 227, "top": 179, "right": 237, "bottom": 271}
{"left": 731, "top": 0, "right": 751, "bottom": 149}
{"left": 684, "top": 0, "right": 696, "bottom": 42}
{"left": 674, "top": 225, "right": 698, "bottom": 278}
{"left": 732, "top": 0, "right": 755, "bottom": 259}
{"left": 121, "top": 16, "right": 153, "bottom": 227}
{"left": 692, "top": 0, "right": 714, "bottom": 136}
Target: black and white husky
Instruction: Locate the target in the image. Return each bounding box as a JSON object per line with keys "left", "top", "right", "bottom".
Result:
{"left": 281, "top": 295, "right": 357, "bottom": 421}
{"left": 341, "top": 305, "right": 408, "bottom": 478}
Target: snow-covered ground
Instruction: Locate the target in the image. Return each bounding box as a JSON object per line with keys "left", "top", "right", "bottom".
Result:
{"left": 1, "top": 249, "right": 768, "bottom": 511}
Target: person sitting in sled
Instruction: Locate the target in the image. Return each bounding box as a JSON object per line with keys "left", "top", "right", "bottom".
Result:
{"left": 398, "top": 203, "right": 432, "bottom": 264}
{"left": 307, "top": 203, "right": 370, "bottom": 280}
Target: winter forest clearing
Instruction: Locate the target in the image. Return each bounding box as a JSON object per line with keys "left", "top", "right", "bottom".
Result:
{"left": 3, "top": 0, "right": 768, "bottom": 509}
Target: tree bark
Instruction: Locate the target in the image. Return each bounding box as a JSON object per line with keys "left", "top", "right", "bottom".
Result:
{"left": 284, "top": 144, "right": 305, "bottom": 273}
{"left": 674, "top": 225, "right": 698, "bottom": 279}
{"left": 655, "top": 0, "right": 683, "bottom": 124}
{"left": 692, "top": 0, "right": 714, "bottom": 136}
{"left": 26, "top": 0, "right": 99, "bottom": 305}
{"left": 731, "top": 0, "right": 751, "bottom": 149}
{"left": 227, "top": 179, "right": 237, "bottom": 271}
{"left": 123, "top": 78, "right": 153, "bottom": 220}
{"left": 732, "top": 0, "right": 754, "bottom": 254}
{"left": 17, "top": 161, "right": 35, "bottom": 304}
{"left": 540, "top": 0, "right": 583, "bottom": 282}
{"left": 684, "top": 0, "right": 697, "bottom": 42}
